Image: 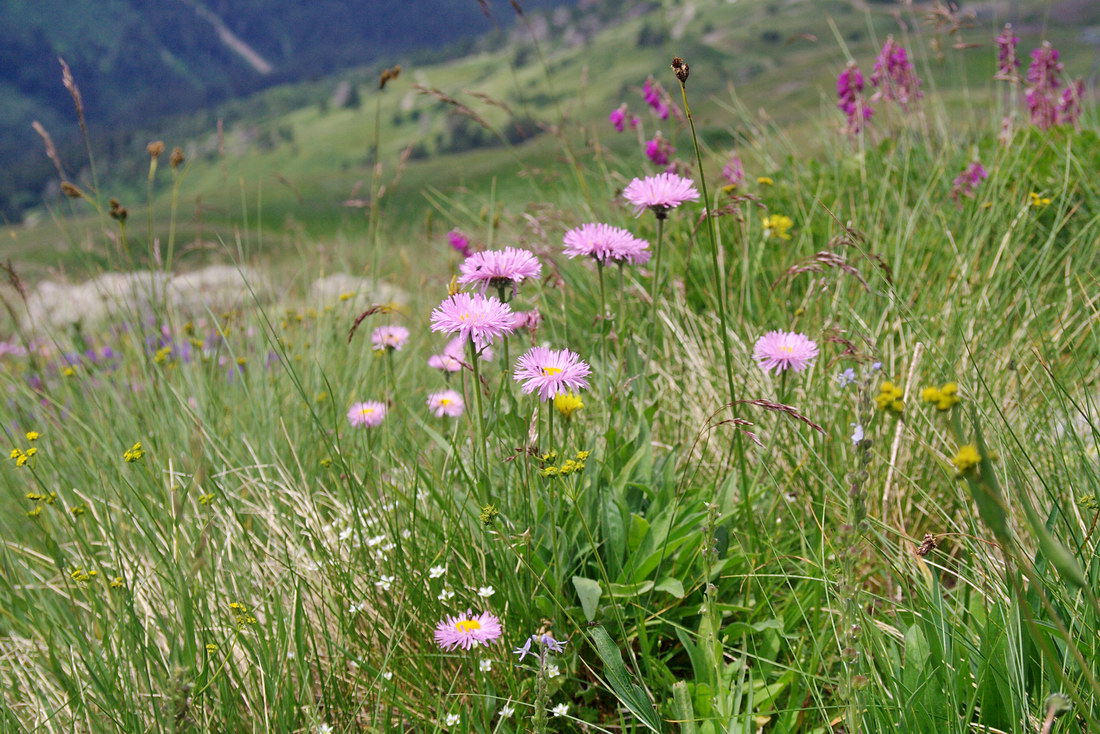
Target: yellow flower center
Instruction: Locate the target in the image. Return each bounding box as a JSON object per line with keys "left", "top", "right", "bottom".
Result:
{"left": 542, "top": 366, "right": 562, "bottom": 376}
{"left": 780, "top": 345, "right": 793, "bottom": 353}
{"left": 360, "top": 408, "right": 374, "bottom": 415}
{"left": 455, "top": 619, "right": 481, "bottom": 633}
{"left": 439, "top": 398, "right": 452, "bottom": 405}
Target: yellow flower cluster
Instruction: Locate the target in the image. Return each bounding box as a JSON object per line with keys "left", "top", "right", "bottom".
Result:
{"left": 762, "top": 214, "right": 794, "bottom": 240}
{"left": 757, "top": 176, "right": 774, "bottom": 186}
{"left": 71, "top": 568, "right": 98, "bottom": 583}
{"left": 153, "top": 345, "right": 173, "bottom": 365}
{"left": 122, "top": 442, "right": 146, "bottom": 463}
{"left": 951, "top": 444, "right": 981, "bottom": 473}
{"left": 229, "top": 601, "right": 258, "bottom": 627}
{"left": 554, "top": 392, "right": 584, "bottom": 418}
{"left": 920, "top": 382, "right": 960, "bottom": 411}
{"left": 1028, "top": 192, "right": 1052, "bottom": 207}
{"left": 9, "top": 446, "right": 38, "bottom": 467}
{"left": 875, "top": 382, "right": 904, "bottom": 413}
{"left": 540, "top": 450, "right": 590, "bottom": 478}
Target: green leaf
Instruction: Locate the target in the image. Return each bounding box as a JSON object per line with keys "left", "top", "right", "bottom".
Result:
{"left": 589, "top": 626, "right": 666, "bottom": 733}
{"left": 572, "top": 576, "right": 602, "bottom": 622}
{"left": 654, "top": 577, "right": 685, "bottom": 598}
{"left": 671, "top": 681, "right": 697, "bottom": 734}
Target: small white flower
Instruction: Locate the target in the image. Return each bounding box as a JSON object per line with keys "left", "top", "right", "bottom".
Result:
{"left": 546, "top": 663, "right": 560, "bottom": 679}
{"left": 476, "top": 586, "right": 495, "bottom": 598}
{"left": 438, "top": 588, "right": 455, "bottom": 602}
{"left": 366, "top": 534, "right": 386, "bottom": 547}
{"left": 348, "top": 601, "right": 366, "bottom": 614}
{"left": 499, "top": 704, "right": 515, "bottom": 718}
{"left": 316, "top": 725, "right": 334, "bottom": 734}
{"left": 429, "top": 565, "right": 447, "bottom": 579}
{"left": 287, "top": 650, "right": 297, "bottom": 659}
{"left": 444, "top": 713, "right": 460, "bottom": 726}
{"left": 381, "top": 542, "right": 395, "bottom": 552}
{"left": 850, "top": 422, "right": 865, "bottom": 445}
{"left": 479, "top": 659, "right": 492, "bottom": 672}
{"left": 337, "top": 527, "right": 353, "bottom": 541}
{"left": 382, "top": 671, "right": 393, "bottom": 681}
{"left": 551, "top": 703, "right": 569, "bottom": 717}
{"left": 375, "top": 574, "right": 395, "bottom": 591}
{"left": 400, "top": 528, "right": 412, "bottom": 539}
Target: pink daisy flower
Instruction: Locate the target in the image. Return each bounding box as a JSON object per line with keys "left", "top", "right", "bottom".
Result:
{"left": 513, "top": 346, "right": 591, "bottom": 401}
{"left": 623, "top": 173, "right": 700, "bottom": 218}
{"left": 458, "top": 248, "right": 542, "bottom": 297}
{"left": 427, "top": 389, "right": 465, "bottom": 418}
{"left": 433, "top": 610, "right": 503, "bottom": 651}
{"left": 427, "top": 352, "right": 463, "bottom": 373}
{"left": 371, "top": 325, "right": 409, "bottom": 352}
{"left": 563, "top": 223, "right": 651, "bottom": 265}
{"left": 347, "top": 401, "right": 387, "bottom": 427}
{"left": 753, "top": 331, "right": 819, "bottom": 373}
{"left": 430, "top": 293, "right": 516, "bottom": 350}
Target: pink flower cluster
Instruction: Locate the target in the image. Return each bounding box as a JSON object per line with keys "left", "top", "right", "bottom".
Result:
{"left": 722, "top": 153, "right": 745, "bottom": 188}
{"left": 870, "top": 36, "right": 922, "bottom": 107}
{"left": 1025, "top": 43, "right": 1083, "bottom": 130}
{"left": 837, "top": 63, "right": 873, "bottom": 135}
{"left": 950, "top": 161, "right": 988, "bottom": 203}
{"left": 994, "top": 24, "right": 1020, "bottom": 82}
{"left": 447, "top": 229, "right": 473, "bottom": 258}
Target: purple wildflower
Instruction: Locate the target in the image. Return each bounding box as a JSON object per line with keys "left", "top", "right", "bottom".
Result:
{"left": 994, "top": 24, "right": 1020, "bottom": 82}
{"left": 1025, "top": 42, "right": 1063, "bottom": 130}
{"left": 622, "top": 172, "right": 700, "bottom": 218}
{"left": 513, "top": 346, "right": 591, "bottom": 401}
{"left": 643, "top": 77, "right": 670, "bottom": 119}
{"left": 950, "top": 161, "right": 988, "bottom": 203}
{"left": 609, "top": 104, "right": 628, "bottom": 132}
{"left": 644, "top": 135, "right": 674, "bottom": 167}
{"left": 447, "top": 229, "right": 473, "bottom": 258}
{"left": 458, "top": 247, "right": 542, "bottom": 298}
{"left": 1057, "top": 78, "right": 1084, "bottom": 128}
{"left": 430, "top": 293, "right": 515, "bottom": 349}
{"left": 870, "top": 36, "right": 922, "bottom": 107}
{"left": 837, "top": 63, "right": 873, "bottom": 134}
{"left": 722, "top": 153, "right": 745, "bottom": 188}
{"left": 562, "top": 223, "right": 650, "bottom": 265}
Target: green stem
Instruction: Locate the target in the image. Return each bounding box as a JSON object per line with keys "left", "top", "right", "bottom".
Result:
{"left": 647, "top": 215, "right": 666, "bottom": 346}
{"left": 597, "top": 261, "right": 608, "bottom": 368}
{"left": 677, "top": 79, "right": 735, "bottom": 407}
{"left": 468, "top": 339, "right": 487, "bottom": 497}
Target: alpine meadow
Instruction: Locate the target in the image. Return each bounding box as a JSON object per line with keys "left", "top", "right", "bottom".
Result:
{"left": 0, "top": 1, "right": 1097, "bottom": 732}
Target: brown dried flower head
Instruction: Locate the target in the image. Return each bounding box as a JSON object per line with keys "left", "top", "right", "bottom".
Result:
{"left": 147, "top": 141, "right": 165, "bottom": 158}
{"left": 915, "top": 533, "right": 938, "bottom": 557}
{"left": 379, "top": 65, "right": 402, "bottom": 90}
{"left": 60, "top": 181, "right": 83, "bottom": 199}
{"left": 170, "top": 147, "right": 185, "bottom": 169}
{"left": 108, "top": 198, "right": 128, "bottom": 222}
{"left": 671, "top": 57, "right": 690, "bottom": 84}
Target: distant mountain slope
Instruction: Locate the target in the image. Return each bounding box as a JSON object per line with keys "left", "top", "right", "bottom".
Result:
{"left": 0, "top": 0, "right": 574, "bottom": 216}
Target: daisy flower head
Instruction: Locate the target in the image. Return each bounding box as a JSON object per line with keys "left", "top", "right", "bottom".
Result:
{"left": 513, "top": 347, "right": 592, "bottom": 402}
{"left": 371, "top": 325, "right": 409, "bottom": 352}
{"left": 347, "top": 401, "right": 387, "bottom": 427}
{"left": 458, "top": 247, "right": 542, "bottom": 298}
{"left": 430, "top": 293, "right": 515, "bottom": 350}
{"left": 562, "top": 223, "right": 651, "bottom": 265}
{"left": 434, "top": 610, "right": 503, "bottom": 651}
{"left": 623, "top": 173, "right": 700, "bottom": 219}
{"left": 753, "top": 331, "right": 819, "bottom": 374}
{"left": 427, "top": 390, "right": 465, "bottom": 418}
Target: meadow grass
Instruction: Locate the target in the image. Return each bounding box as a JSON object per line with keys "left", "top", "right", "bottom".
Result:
{"left": 1, "top": 13, "right": 1099, "bottom": 734}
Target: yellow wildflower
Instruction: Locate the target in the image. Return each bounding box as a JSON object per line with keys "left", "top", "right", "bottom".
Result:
{"left": 762, "top": 214, "right": 794, "bottom": 240}
{"left": 875, "top": 382, "right": 905, "bottom": 413}
{"left": 757, "top": 176, "right": 774, "bottom": 185}
{"left": 25, "top": 431, "right": 40, "bottom": 442}
{"left": 122, "top": 442, "right": 146, "bottom": 463}
{"left": 1028, "top": 192, "right": 1052, "bottom": 207}
{"left": 554, "top": 392, "right": 584, "bottom": 419}
{"left": 951, "top": 444, "right": 981, "bottom": 473}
